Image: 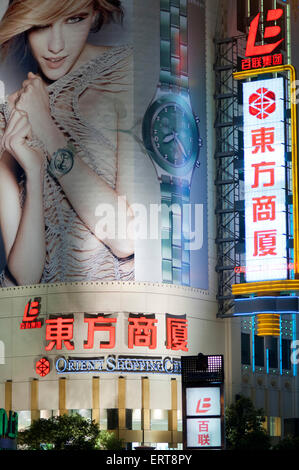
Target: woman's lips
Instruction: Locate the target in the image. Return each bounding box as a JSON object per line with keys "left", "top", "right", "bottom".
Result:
{"left": 44, "top": 57, "right": 67, "bottom": 69}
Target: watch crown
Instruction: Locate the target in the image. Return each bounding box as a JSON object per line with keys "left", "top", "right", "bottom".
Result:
{"left": 196, "top": 160, "right": 201, "bottom": 168}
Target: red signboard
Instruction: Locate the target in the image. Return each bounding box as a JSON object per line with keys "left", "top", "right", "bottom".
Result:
{"left": 246, "top": 9, "right": 284, "bottom": 57}
{"left": 20, "top": 298, "right": 42, "bottom": 330}
{"left": 241, "top": 9, "right": 284, "bottom": 71}
{"left": 36, "top": 358, "right": 50, "bottom": 377}
{"left": 42, "top": 314, "right": 189, "bottom": 352}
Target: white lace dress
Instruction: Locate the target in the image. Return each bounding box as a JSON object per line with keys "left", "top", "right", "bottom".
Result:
{"left": 0, "top": 45, "right": 135, "bottom": 286}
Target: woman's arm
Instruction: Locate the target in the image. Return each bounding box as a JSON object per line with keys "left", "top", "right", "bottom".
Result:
{"left": 16, "top": 73, "right": 135, "bottom": 259}
{"left": 0, "top": 109, "right": 46, "bottom": 285}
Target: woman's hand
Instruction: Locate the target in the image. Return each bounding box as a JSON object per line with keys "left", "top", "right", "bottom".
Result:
{"left": 13, "top": 72, "right": 66, "bottom": 155}
{"left": 14, "top": 72, "right": 52, "bottom": 144}
{"left": 1, "top": 108, "right": 44, "bottom": 177}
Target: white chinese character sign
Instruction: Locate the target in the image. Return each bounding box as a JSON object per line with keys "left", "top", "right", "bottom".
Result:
{"left": 186, "top": 417, "right": 221, "bottom": 448}
{"left": 243, "top": 78, "right": 287, "bottom": 282}
{"left": 186, "top": 387, "right": 221, "bottom": 416}
{"left": 185, "top": 386, "right": 222, "bottom": 449}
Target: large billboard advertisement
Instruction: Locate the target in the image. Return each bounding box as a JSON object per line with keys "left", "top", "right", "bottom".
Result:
{"left": 0, "top": 0, "right": 207, "bottom": 289}
{"left": 243, "top": 77, "right": 287, "bottom": 282}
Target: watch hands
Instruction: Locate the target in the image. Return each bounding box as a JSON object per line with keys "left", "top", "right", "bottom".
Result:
{"left": 173, "top": 133, "right": 188, "bottom": 159}
{"left": 162, "top": 131, "right": 188, "bottom": 159}
{"left": 163, "top": 133, "right": 175, "bottom": 143}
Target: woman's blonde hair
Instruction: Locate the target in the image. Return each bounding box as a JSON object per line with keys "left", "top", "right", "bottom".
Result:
{"left": 0, "top": 0, "right": 122, "bottom": 56}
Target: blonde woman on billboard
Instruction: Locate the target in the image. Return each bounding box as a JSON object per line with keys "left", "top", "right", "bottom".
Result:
{"left": 0, "top": 0, "right": 134, "bottom": 286}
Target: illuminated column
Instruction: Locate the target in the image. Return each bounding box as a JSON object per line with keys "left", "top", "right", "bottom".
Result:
{"left": 31, "top": 379, "right": 40, "bottom": 422}
{"left": 118, "top": 377, "right": 126, "bottom": 432}
{"left": 5, "top": 380, "right": 12, "bottom": 414}
{"left": 256, "top": 314, "right": 280, "bottom": 336}
{"left": 141, "top": 377, "right": 150, "bottom": 444}
{"left": 92, "top": 377, "right": 100, "bottom": 424}
{"left": 168, "top": 378, "right": 178, "bottom": 448}
{"left": 59, "top": 378, "right": 67, "bottom": 416}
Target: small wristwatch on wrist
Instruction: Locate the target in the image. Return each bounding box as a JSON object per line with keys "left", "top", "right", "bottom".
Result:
{"left": 47, "top": 142, "right": 76, "bottom": 180}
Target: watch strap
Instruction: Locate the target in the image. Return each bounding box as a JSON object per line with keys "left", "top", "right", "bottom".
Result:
{"left": 160, "top": 174, "right": 191, "bottom": 286}
{"left": 160, "top": 0, "right": 188, "bottom": 89}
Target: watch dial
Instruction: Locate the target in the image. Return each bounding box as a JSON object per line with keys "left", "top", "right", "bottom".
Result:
{"left": 151, "top": 103, "right": 195, "bottom": 167}
{"left": 54, "top": 149, "right": 73, "bottom": 173}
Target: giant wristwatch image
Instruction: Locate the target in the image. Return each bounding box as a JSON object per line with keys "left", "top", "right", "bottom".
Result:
{"left": 142, "top": 0, "right": 202, "bottom": 287}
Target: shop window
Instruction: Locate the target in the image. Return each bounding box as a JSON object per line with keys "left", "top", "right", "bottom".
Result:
{"left": 269, "top": 417, "right": 281, "bottom": 437}
{"left": 150, "top": 409, "right": 168, "bottom": 431}
{"left": 40, "top": 410, "right": 59, "bottom": 419}
{"left": 132, "top": 409, "right": 141, "bottom": 430}
{"left": 68, "top": 409, "right": 92, "bottom": 420}
{"left": 107, "top": 409, "right": 132, "bottom": 430}
{"left": 282, "top": 339, "right": 292, "bottom": 370}
{"left": 254, "top": 335, "right": 265, "bottom": 367}
{"left": 126, "top": 409, "right": 132, "bottom": 430}
{"left": 268, "top": 337, "right": 278, "bottom": 369}
{"left": 18, "top": 411, "right": 31, "bottom": 431}
{"left": 107, "top": 408, "right": 118, "bottom": 430}
{"left": 100, "top": 409, "right": 107, "bottom": 430}
{"left": 177, "top": 409, "right": 182, "bottom": 432}
{"left": 241, "top": 333, "right": 251, "bottom": 365}
{"left": 154, "top": 443, "right": 169, "bottom": 450}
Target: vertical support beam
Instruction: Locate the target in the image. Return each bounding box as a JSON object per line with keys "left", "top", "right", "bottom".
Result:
{"left": 59, "top": 378, "right": 67, "bottom": 416}
{"left": 168, "top": 378, "right": 178, "bottom": 448}
{"left": 118, "top": 376, "right": 126, "bottom": 431}
{"left": 250, "top": 386, "right": 256, "bottom": 405}
{"left": 92, "top": 377, "right": 100, "bottom": 424}
{"left": 264, "top": 387, "right": 269, "bottom": 422}
{"left": 141, "top": 377, "right": 150, "bottom": 444}
{"left": 5, "top": 380, "right": 12, "bottom": 414}
{"left": 31, "top": 379, "right": 40, "bottom": 422}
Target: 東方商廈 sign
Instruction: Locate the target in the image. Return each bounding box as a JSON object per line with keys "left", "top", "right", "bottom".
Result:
{"left": 243, "top": 77, "right": 287, "bottom": 282}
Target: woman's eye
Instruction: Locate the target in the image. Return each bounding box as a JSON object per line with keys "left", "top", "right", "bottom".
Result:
{"left": 66, "top": 16, "right": 86, "bottom": 24}
{"left": 31, "top": 24, "right": 50, "bottom": 31}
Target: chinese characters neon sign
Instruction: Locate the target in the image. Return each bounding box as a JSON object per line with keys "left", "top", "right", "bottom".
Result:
{"left": 44, "top": 314, "right": 188, "bottom": 352}
{"left": 243, "top": 78, "right": 287, "bottom": 282}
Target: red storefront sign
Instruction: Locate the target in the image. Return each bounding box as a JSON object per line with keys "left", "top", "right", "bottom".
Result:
{"left": 42, "top": 314, "right": 188, "bottom": 352}
{"left": 241, "top": 9, "right": 284, "bottom": 71}
{"left": 20, "top": 297, "right": 42, "bottom": 330}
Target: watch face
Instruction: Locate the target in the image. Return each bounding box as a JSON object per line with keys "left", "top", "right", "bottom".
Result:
{"left": 151, "top": 103, "right": 194, "bottom": 168}
{"left": 54, "top": 149, "right": 74, "bottom": 174}
{"left": 142, "top": 93, "right": 200, "bottom": 177}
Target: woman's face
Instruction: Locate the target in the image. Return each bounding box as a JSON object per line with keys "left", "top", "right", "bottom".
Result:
{"left": 27, "top": 5, "right": 96, "bottom": 81}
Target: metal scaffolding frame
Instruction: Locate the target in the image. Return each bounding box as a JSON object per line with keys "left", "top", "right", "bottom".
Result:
{"left": 214, "top": 35, "right": 246, "bottom": 317}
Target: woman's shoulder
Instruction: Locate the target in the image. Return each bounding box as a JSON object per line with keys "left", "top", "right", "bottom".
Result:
{"left": 78, "top": 43, "right": 133, "bottom": 68}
